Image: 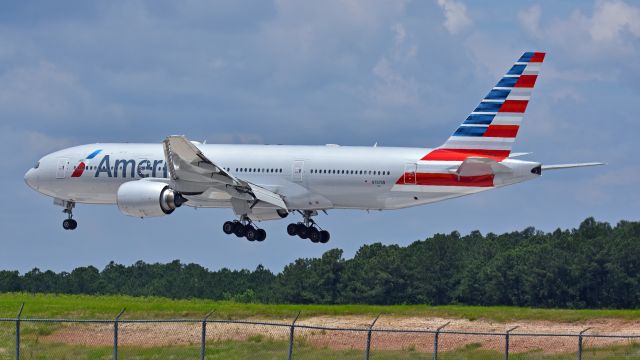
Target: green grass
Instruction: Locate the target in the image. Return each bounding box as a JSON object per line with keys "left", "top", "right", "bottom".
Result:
{"left": 1, "top": 293, "right": 640, "bottom": 322}
{"left": 1, "top": 338, "right": 640, "bottom": 360}
{"left": 1, "top": 318, "right": 640, "bottom": 360}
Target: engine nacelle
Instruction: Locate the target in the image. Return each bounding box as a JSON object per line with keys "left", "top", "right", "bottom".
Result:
{"left": 117, "top": 181, "right": 187, "bottom": 218}
{"left": 247, "top": 208, "right": 289, "bottom": 221}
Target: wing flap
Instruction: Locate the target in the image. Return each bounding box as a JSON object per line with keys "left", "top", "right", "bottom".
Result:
{"left": 163, "top": 135, "right": 288, "bottom": 210}
{"left": 248, "top": 183, "right": 288, "bottom": 209}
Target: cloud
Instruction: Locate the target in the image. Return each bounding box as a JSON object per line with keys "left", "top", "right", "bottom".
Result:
{"left": 518, "top": 0, "right": 640, "bottom": 53}
{"left": 590, "top": 0, "right": 640, "bottom": 42}
{"left": 436, "top": 0, "right": 472, "bottom": 34}
{"left": 518, "top": 4, "right": 542, "bottom": 37}
{"left": 368, "top": 23, "right": 420, "bottom": 107}
{"left": 0, "top": 61, "right": 89, "bottom": 118}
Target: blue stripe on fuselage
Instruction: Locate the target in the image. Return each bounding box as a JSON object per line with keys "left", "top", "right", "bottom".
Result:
{"left": 86, "top": 149, "right": 102, "bottom": 159}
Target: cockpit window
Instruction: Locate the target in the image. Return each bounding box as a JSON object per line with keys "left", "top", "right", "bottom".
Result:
{"left": 34, "top": 161, "right": 40, "bottom": 169}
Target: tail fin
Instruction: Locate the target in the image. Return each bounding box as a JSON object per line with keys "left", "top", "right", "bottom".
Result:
{"left": 424, "top": 52, "right": 545, "bottom": 161}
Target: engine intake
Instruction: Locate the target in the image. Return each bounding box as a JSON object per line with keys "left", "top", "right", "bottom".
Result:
{"left": 117, "top": 180, "right": 187, "bottom": 218}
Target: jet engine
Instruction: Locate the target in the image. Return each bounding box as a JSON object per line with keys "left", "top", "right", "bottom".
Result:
{"left": 117, "top": 180, "right": 187, "bottom": 218}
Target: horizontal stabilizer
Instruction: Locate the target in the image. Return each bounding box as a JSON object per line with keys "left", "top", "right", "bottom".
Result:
{"left": 541, "top": 162, "right": 604, "bottom": 171}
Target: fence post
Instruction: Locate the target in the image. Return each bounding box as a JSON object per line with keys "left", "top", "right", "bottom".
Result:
{"left": 201, "top": 310, "right": 214, "bottom": 360}
{"left": 504, "top": 326, "right": 518, "bottom": 360}
{"left": 578, "top": 327, "right": 591, "bottom": 360}
{"left": 288, "top": 311, "right": 301, "bottom": 360}
{"left": 364, "top": 314, "right": 381, "bottom": 360}
{"left": 15, "top": 303, "right": 24, "bottom": 360}
{"left": 433, "top": 322, "right": 450, "bottom": 360}
{"left": 113, "top": 308, "right": 126, "bottom": 360}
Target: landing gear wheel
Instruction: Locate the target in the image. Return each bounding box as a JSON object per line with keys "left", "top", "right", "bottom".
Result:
{"left": 245, "top": 225, "right": 258, "bottom": 241}
{"left": 62, "top": 219, "right": 73, "bottom": 230}
{"left": 69, "top": 219, "right": 77, "bottom": 230}
{"left": 256, "top": 229, "right": 267, "bottom": 242}
{"left": 319, "top": 230, "right": 330, "bottom": 243}
{"left": 286, "top": 223, "right": 298, "bottom": 236}
{"left": 222, "top": 221, "right": 235, "bottom": 235}
{"left": 308, "top": 227, "right": 320, "bottom": 243}
{"left": 296, "top": 223, "right": 308, "bottom": 239}
{"left": 234, "top": 224, "right": 247, "bottom": 238}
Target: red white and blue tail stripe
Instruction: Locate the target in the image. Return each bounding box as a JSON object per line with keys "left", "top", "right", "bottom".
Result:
{"left": 424, "top": 51, "right": 545, "bottom": 162}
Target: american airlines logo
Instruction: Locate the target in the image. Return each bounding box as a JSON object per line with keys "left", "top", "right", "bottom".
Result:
{"left": 72, "top": 150, "right": 168, "bottom": 178}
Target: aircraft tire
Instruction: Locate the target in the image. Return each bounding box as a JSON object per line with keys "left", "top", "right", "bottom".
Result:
{"left": 286, "top": 223, "right": 297, "bottom": 236}
{"left": 257, "top": 229, "right": 267, "bottom": 241}
{"left": 246, "top": 225, "right": 257, "bottom": 241}
{"left": 234, "top": 225, "right": 247, "bottom": 238}
{"left": 222, "top": 221, "right": 235, "bottom": 234}
{"left": 69, "top": 219, "right": 78, "bottom": 230}
{"left": 308, "top": 228, "right": 320, "bottom": 243}
{"left": 296, "top": 223, "right": 309, "bottom": 239}
{"left": 62, "top": 219, "right": 72, "bottom": 230}
{"left": 319, "top": 230, "right": 330, "bottom": 243}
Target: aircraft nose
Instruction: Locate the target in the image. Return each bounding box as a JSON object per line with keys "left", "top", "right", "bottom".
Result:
{"left": 24, "top": 168, "right": 38, "bottom": 190}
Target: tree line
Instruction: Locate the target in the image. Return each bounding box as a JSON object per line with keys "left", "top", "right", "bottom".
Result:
{"left": 1, "top": 217, "right": 638, "bottom": 308}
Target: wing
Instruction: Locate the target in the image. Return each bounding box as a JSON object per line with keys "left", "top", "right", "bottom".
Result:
{"left": 163, "top": 135, "right": 288, "bottom": 210}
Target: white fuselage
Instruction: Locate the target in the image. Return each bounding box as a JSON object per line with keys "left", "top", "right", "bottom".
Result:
{"left": 24, "top": 143, "right": 541, "bottom": 212}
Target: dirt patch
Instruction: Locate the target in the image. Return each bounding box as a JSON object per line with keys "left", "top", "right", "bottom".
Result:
{"left": 40, "top": 316, "right": 640, "bottom": 353}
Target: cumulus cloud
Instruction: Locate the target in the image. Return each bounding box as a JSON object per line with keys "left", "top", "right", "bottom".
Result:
{"left": 518, "top": 4, "right": 542, "bottom": 37}
{"left": 369, "top": 23, "right": 420, "bottom": 107}
{"left": 0, "top": 62, "right": 89, "bottom": 118}
{"left": 590, "top": 0, "right": 640, "bottom": 42}
{"left": 518, "top": 0, "right": 640, "bottom": 52}
{"left": 436, "top": 0, "right": 472, "bottom": 34}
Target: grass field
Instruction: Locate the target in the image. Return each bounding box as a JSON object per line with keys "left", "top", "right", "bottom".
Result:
{"left": 1, "top": 293, "right": 640, "bottom": 359}
{"left": 1, "top": 292, "right": 640, "bottom": 322}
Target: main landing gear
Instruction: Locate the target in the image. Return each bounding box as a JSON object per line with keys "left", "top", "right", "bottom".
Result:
{"left": 222, "top": 218, "right": 266, "bottom": 242}
{"left": 61, "top": 201, "right": 77, "bottom": 230}
{"left": 287, "top": 210, "right": 330, "bottom": 243}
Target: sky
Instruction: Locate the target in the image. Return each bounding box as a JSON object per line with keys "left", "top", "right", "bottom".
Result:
{"left": 1, "top": 0, "right": 639, "bottom": 273}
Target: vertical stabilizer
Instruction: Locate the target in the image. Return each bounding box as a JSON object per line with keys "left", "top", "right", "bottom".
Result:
{"left": 424, "top": 52, "right": 545, "bottom": 161}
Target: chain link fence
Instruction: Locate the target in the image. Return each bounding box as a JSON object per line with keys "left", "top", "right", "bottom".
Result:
{"left": 1, "top": 307, "right": 639, "bottom": 359}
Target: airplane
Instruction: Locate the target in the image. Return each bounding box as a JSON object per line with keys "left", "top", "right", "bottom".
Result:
{"left": 24, "top": 52, "right": 602, "bottom": 243}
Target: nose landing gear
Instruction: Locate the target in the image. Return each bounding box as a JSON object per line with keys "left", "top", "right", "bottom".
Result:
{"left": 223, "top": 218, "right": 266, "bottom": 242}
{"left": 287, "top": 210, "right": 330, "bottom": 243}
{"left": 61, "top": 201, "right": 77, "bottom": 230}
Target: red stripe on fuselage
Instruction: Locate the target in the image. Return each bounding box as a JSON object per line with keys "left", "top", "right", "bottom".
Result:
{"left": 396, "top": 172, "right": 494, "bottom": 187}
{"left": 71, "top": 162, "right": 85, "bottom": 177}
{"left": 483, "top": 125, "right": 519, "bottom": 138}
{"left": 421, "top": 149, "right": 510, "bottom": 161}
{"left": 499, "top": 100, "right": 528, "bottom": 113}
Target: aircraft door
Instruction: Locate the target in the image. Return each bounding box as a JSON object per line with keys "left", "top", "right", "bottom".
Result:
{"left": 56, "top": 158, "right": 69, "bottom": 179}
{"left": 404, "top": 163, "right": 417, "bottom": 184}
{"left": 292, "top": 160, "right": 304, "bottom": 182}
